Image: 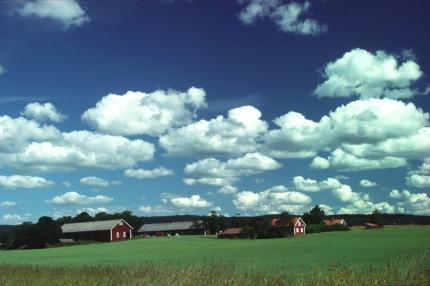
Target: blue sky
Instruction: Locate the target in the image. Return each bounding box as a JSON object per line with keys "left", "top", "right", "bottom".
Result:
{"left": 0, "top": 0, "right": 429, "bottom": 224}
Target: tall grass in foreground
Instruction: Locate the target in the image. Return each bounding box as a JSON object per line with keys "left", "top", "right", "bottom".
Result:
{"left": 0, "top": 252, "right": 428, "bottom": 286}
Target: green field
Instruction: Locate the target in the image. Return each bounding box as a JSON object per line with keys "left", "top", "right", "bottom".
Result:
{"left": 0, "top": 226, "right": 429, "bottom": 285}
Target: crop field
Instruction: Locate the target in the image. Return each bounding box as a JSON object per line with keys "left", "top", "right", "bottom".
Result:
{"left": 0, "top": 226, "right": 429, "bottom": 285}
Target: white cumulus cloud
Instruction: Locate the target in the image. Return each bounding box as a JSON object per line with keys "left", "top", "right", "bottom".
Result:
{"left": 0, "top": 201, "right": 18, "bottom": 207}
{"left": 0, "top": 130, "right": 155, "bottom": 171}
{"left": 160, "top": 105, "right": 268, "bottom": 157}
{"left": 184, "top": 152, "right": 281, "bottom": 186}
{"left": 124, "top": 167, "right": 174, "bottom": 179}
{"left": 239, "top": 0, "right": 326, "bottom": 35}
{"left": 82, "top": 87, "right": 206, "bottom": 136}
{"left": 314, "top": 48, "right": 424, "bottom": 99}
{"left": 169, "top": 195, "right": 212, "bottom": 208}
{"left": 21, "top": 102, "right": 67, "bottom": 123}
{"left": 0, "top": 175, "right": 54, "bottom": 189}
{"left": 80, "top": 176, "right": 110, "bottom": 187}
{"left": 48, "top": 191, "right": 113, "bottom": 205}
{"left": 17, "top": 0, "right": 90, "bottom": 28}
{"left": 389, "top": 189, "right": 430, "bottom": 215}
{"left": 233, "top": 185, "right": 311, "bottom": 214}
{"left": 359, "top": 179, "right": 377, "bottom": 188}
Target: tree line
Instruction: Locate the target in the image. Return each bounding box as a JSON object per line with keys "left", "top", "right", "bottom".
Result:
{"left": 0, "top": 207, "right": 428, "bottom": 249}
{"left": 0, "top": 210, "right": 143, "bottom": 249}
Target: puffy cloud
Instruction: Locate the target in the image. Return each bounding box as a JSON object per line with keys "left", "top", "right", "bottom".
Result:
{"left": 0, "top": 201, "right": 17, "bottom": 207}
{"left": 0, "top": 115, "right": 61, "bottom": 153}
{"left": 0, "top": 65, "right": 5, "bottom": 75}
{"left": 292, "top": 176, "right": 319, "bottom": 192}
{"left": 389, "top": 189, "right": 430, "bottom": 215}
{"left": 21, "top": 102, "right": 66, "bottom": 123}
{"left": 82, "top": 87, "right": 206, "bottom": 136}
{"left": 406, "top": 174, "right": 430, "bottom": 189}
{"left": 1, "top": 213, "right": 32, "bottom": 224}
{"left": 48, "top": 191, "right": 113, "bottom": 205}
{"left": 184, "top": 152, "right": 281, "bottom": 186}
{"left": 320, "top": 149, "right": 407, "bottom": 172}
{"left": 80, "top": 176, "right": 110, "bottom": 187}
{"left": 168, "top": 195, "right": 212, "bottom": 208}
{"left": 331, "top": 184, "right": 361, "bottom": 202}
{"left": 124, "top": 167, "right": 174, "bottom": 179}
{"left": 0, "top": 175, "right": 54, "bottom": 189}
{"left": 314, "top": 48, "right": 423, "bottom": 99}
{"left": 263, "top": 112, "right": 325, "bottom": 158}
{"left": 405, "top": 158, "right": 430, "bottom": 188}
{"left": 1, "top": 130, "right": 155, "bottom": 171}
{"left": 239, "top": 0, "right": 326, "bottom": 35}
{"left": 16, "top": 0, "right": 89, "bottom": 28}
{"left": 233, "top": 185, "right": 311, "bottom": 214}
{"left": 318, "top": 204, "right": 334, "bottom": 215}
{"left": 293, "top": 176, "right": 343, "bottom": 192}
{"left": 417, "top": 158, "right": 430, "bottom": 174}
{"left": 293, "top": 176, "right": 363, "bottom": 203}
{"left": 160, "top": 106, "right": 268, "bottom": 157}
{"left": 266, "top": 98, "right": 429, "bottom": 164}
{"left": 359, "top": 179, "right": 377, "bottom": 187}
{"left": 310, "top": 156, "right": 329, "bottom": 169}
{"left": 338, "top": 200, "right": 396, "bottom": 214}
{"left": 217, "top": 186, "right": 238, "bottom": 195}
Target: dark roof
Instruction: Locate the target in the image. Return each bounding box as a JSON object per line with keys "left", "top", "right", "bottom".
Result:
{"left": 137, "top": 221, "right": 203, "bottom": 233}
{"left": 62, "top": 219, "right": 132, "bottom": 233}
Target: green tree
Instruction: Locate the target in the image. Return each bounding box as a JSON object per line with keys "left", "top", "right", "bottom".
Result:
{"left": 203, "top": 210, "right": 225, "bottom": 234}
{"left": 368, "top": 209, "right": 383, "bottom": 226}
{"left": 303, "top": 205, "right": 325, "bottom": 225}
{"left": 74, "top": 212, "right": 93, "bottom": 222}
{"left": 95, "top": 212, "right": 111, "bottom": 221}
{"left": 277, "top": 212, "right": 292, "bottom": 226}
{"left": 36, "top": 216, "right": 61, "bottom": 245}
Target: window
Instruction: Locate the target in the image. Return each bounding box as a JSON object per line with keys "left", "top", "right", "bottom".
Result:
{"left": 116, "top": 232, "right": 119, "bottom": 238}
{"left": 123, "top": 232, "right": 126, "bottom": 238}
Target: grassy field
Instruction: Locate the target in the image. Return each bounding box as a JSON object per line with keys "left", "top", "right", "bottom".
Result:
{"left": 0, "top": 226, "right": 429, "bottom": 285}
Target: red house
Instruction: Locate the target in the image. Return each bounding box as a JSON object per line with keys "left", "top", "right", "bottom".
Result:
{"left": 61, "top": 219, "right": 133, "bottom": 242}
{"left": 272, "top": 217, "right": 306, "bottom": 235}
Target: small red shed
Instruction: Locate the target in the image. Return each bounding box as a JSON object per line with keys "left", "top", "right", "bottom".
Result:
{"left": 61, "top": 219, "right": 133, "bottom": 242}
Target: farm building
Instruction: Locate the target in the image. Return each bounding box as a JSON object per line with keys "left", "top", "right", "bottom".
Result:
{"left": 137, "top": 221, "right": 204, "bottom": 236}
{"left": 218, "top": 228, "right": 243, "bottom": 238}
{"left": 272, "top": 217, "right": 306, "bottom": 235}
{"left": 323, "top": 218, "right": 347, "bottom": 226}
{"left": 365, "top": 222, "right": 381, "bottom": 229}
{"left": 61, "top": 219, "right": 133, "bottom": 242}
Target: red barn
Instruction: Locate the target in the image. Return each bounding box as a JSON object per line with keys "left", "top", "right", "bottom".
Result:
{"left": 218, "top": 228, "right": 243, "bottom": 238}
{"left": 323, "top": 218, "right": 347, "bottom": 227}
{"left": 61, "top": 219, "right": 133, "bottom": 242}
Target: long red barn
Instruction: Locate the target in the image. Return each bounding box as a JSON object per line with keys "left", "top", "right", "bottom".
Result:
{"left": 61, "top": 219, "right": 133, "bottom": 242}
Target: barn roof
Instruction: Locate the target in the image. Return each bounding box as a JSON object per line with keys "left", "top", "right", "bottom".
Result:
{"left": 323, "top": 218, "right": 346, "bottom": 226}
{"left": 221, "top": 228, "right": 242, "bottom": 235}
{"left": 138, "top": 221, "right": 202, "bottom": 233}
{"left": 272, "top": 217, "right": 306, "bottom": 227}
{"left": 62, "top": 219, "right": 132, "bottom": 233}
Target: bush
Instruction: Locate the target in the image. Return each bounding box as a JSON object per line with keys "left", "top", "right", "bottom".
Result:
{"left": 306, "top": 224, "right": 350, "bottom": 234}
